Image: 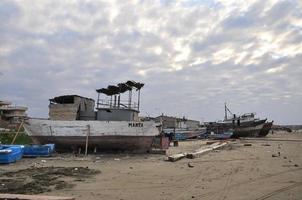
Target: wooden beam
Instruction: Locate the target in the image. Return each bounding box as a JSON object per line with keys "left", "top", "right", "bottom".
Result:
{"left": 187, "top": 142, "right": 229, "bottom": 159}
{"left": 167, "top": 142, "right": 229, "bottom": 162}
{"left": 11, "top": 120, "right": 24, "bottom": 144}
{"left": 0, "top": 193, "right": 75, "bottom": 200}
{"left": 85, "top": 124, "right": 90, "bottom": 156}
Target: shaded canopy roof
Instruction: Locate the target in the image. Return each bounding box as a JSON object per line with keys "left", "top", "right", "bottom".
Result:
{"left": 125, "top": 80, "right": 144, "bottom": 90}
{"left": 96, "top": 80, "right": 144, "bottom": 96}
{"left": 117, "top": 83, "right": 132, "bottom": 93}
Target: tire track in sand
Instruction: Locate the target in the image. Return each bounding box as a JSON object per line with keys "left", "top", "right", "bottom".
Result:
{"left": 195, "top": 167, "right": 302, "bottom": 199}
{"left": 254, "top": 182, "right": 302, "bottom": 200}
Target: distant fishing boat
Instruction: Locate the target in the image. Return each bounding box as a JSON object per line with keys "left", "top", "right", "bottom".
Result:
{"left": 206, "top": 103, "right": 273, "bottom": 138}
{"left": 24, "top": 81, "right": 162, "bottom": 152}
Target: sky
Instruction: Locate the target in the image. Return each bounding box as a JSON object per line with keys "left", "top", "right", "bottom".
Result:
{"left": 0, "top": 0, "right": 302, "bottom": 125}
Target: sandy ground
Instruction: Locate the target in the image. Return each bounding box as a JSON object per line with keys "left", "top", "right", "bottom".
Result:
{"left": 1, "top": 131, "right": 302, "bottom": 200}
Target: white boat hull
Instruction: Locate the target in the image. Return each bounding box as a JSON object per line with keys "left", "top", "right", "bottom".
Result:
{"left": 23, "top": 119, "right": 160, "bottom": 152}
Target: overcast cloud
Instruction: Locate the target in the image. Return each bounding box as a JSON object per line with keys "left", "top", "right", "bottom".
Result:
{"left": 0, "top": 0, "right": 302, "bottom": 124}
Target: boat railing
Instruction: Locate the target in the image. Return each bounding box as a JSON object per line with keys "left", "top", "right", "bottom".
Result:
{"left": 96, "top": 99, "right": 138, "bottom": 110}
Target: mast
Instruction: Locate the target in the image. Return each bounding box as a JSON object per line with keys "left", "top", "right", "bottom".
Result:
{"left": 224, "top": 102, "right": 227, "bottom": 120}
{"left": 224, "top": 102, "right": 233, "bottom": 120}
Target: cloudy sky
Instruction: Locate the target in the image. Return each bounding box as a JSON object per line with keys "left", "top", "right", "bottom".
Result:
{"left": 1, "top": 0, "right": 302, "bottom": 125}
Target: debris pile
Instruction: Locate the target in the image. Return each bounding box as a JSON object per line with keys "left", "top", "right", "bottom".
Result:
{"left": 0, "top": 167, "right": 100, "bottom": 194}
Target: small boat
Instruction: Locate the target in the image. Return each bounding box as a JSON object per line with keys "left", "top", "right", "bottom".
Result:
{"left": 23, "top": 144, "right": 55, "bottom": 157}
{"left": 164, "top": 128, "right": 206, "bottom": 141}
{"left": 0, "top": 145, "right": 24, "bottom": 164}
{"left": 208, "top": 131, "right": 233, "bottom": 140}
{"left": 175, "top": 130, "right": 204, "bottom": 140}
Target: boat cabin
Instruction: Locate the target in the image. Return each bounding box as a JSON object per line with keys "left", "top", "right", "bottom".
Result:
{"left": 49, "top": 95, "right": 95, "bottom": 120}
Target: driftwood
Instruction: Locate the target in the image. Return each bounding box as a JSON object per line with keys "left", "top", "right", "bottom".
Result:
{"left": 0, "top": 193, "right": 74, "bottom": 200}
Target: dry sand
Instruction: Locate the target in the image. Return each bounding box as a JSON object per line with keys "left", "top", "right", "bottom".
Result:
{"left": 1, "top": 131, "right": 302, "bottom": 200}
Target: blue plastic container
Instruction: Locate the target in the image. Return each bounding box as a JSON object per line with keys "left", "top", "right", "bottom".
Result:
{"left": 1, "top": 145, "right": 24, "bottom": 160}
{"left": 23, "top": 144, "right": 55, "bottom": 157}
{"left": 0, "top": 145, "right": 24, "bottom": 164}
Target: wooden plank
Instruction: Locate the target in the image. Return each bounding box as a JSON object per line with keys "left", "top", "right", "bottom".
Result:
{"left": 187, "top": 142, "right": 229, "bottom": 159}
{"left": 186, "top": 142, "right": 220, "bottom": 156}
{"left": 211, "top": 142, "right": 229, "bottom": 150}
{"left": 167, "top": 142, "right": 228, "bottom": 162}
{"left": 0, "top": 193, "right": 75, "bottom": 200}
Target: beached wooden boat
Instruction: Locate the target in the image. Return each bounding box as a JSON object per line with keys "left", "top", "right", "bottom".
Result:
{"left": 24, "top": 81, "right": 162, "bottom": 152}
{"left": 206, "top": 104, "right": 272, "bottom": 138}
{"left": 24, "top": 119, "right": 160, "bottom": 152}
